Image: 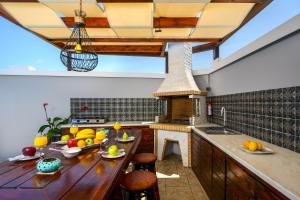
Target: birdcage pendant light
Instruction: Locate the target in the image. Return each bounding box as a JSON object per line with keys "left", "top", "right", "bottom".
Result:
{"left": 60, "top": 0, "right": 98, "bottom": 72}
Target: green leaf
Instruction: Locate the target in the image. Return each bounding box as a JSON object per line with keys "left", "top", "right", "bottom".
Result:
{"left": 47, "top": 130, "right": 55, "bottom": 141}
{"left": 53, "top": 117, "right": 62, "bottom": 122}
{"left": 38, "top": 124, "right": 50, "bottom": 133}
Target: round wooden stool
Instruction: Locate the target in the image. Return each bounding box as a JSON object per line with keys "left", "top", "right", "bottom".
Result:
{"left": 120, "top": 170, "right": 157, "bottom": 200}
{"left": 133, "top": 153, "right": 157, "bottom": 172}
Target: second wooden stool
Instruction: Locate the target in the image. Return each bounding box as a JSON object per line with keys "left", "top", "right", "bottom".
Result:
{"left": 120, "top": 170, "right": 157, "bottom": 200}
{"left": 133, "top": 153, "right": 157, "bottom": 172}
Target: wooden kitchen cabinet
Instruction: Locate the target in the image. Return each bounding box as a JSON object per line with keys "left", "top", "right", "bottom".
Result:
{"left": 192, "top": 132, "right": 212, "bottom": 199}
{"left": 212, "top": 146, "right": 226, "bottom": 200}
{"left": 191, "top": 131, "right": 288, "bottom": 200}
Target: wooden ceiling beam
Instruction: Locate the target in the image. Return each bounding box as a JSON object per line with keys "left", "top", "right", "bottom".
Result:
{"left": 51, "top": 38, "right": 221, "bottom": 43}
{"left": 0, "top": 0, "right": 38, "bottom": 2}
{"left": 96, "top": 52, "right": 162, "bottom": 57}
{"left": 62, "top": 17, "right": 110, "bottom": 28}
{"left": 61, "top": 17, "right": 198, "bottom": 28}
{"left": 160, "top": 43, "right": 167, "bottom": 56}
{"left": 96, "top": 0, "right": 263, "bottom": 2}
{"left": 192, "top": 42, "right": 217, "bottom": 53}
{"left": 210, "top": 0, "right": 265, "bottom": 3}
{"left": 154, "top": 17, "right": 197, "bottom": 28}
{"left": 96, "top": 0, "right": 153, "bottom": 2}
{"left": 93, "top": 45, "right": 163, "bottom": 52}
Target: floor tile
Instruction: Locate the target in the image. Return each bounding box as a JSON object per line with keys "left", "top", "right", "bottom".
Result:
{"left": 165, "top": 187, "right": 194, "bottom": 200}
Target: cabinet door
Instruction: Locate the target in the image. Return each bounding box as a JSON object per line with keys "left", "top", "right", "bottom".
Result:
{"left": 212, "top": 146, "right": 226, "bottom": 200}
{"left": 191, "top": 132, "right": 201, "bottom": 178}
{"left": 199, "top": 137, "right": 213, "bottom": 199}
{"left": 226, "top": 158, "right": 256, "bottom": 200}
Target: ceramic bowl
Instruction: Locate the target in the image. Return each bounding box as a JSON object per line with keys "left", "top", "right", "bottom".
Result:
{"left": 37, "top": 157, "right": 61, "bottom": 173}
{"left": 62, "top": 147, "right": 81, "bottom": 158}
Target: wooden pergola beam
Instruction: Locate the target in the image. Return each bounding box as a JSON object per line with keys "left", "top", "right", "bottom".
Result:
{"left": 192, "top": 42, "right": 217, "bottom": 53}
{"left": 92, "top": 45, "right": 163, "bottom": 52}
{"left": 160, "top": 43, "right": 167, "bottom": 56}
{"left": 51, "top": 38, "right": 221, "bottom": 43}
{"left": 96, "top": 0, "right": 263, "bottom": 2}
{"left": 0, "top": 0, "right": 38, "bottom": 2}
{"left": 97, "top": 52, "right": 162, "bottom": 57}
{"left": 61, "top": 17, "right": 198, "bottom": 28}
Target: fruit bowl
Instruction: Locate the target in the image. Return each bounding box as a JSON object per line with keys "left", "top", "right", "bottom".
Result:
{"left": 62, "top": 147, "right": 82, "bottom": 158}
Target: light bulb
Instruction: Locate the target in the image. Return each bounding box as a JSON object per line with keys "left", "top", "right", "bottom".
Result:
{"left": 75, "top": 43, "right": 82, "bottom": 53}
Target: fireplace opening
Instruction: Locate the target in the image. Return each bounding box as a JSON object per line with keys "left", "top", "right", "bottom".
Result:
{"left": 162, "top": 139, "right": 182, "bottom": 162}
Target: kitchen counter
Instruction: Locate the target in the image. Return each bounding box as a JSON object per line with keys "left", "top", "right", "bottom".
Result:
{"left": 61, "top": 121, "right": 154, "bottom": 128}
{"left": 192, "top": 126, "right": 300, "bottom": 200}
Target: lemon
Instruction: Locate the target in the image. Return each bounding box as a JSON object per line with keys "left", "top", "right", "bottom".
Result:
{"left": 96, "top": 131, "right": 106, "bottom": 140}
{"left": 256, "top": 142, "right": 263, "bottom": 150}
{"left": 77, "top": 140, "right": 86, "bottom": 148}
{"left": 248, "top": 141, "right": 258, "bottom": 151}
{"left": 243, "top": 141, "right": 251, "bottom": 149}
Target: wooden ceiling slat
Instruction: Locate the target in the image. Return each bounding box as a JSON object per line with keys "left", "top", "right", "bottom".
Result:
{"left": 62, "top": 17, "right": 110, "bottom": 28}
{"left": 154, "top": 17, "right": 197, "bottom": 28}
{"left": 211, "top": 0, "right": 264, "bottom": 3}
{"left": 0, "top": 0, "right": 38, "bottom": 2}
{"left": 52, "top": 38, "right": 221, "bottom": 43}
{"left": 192, "top": 42, "right": 217, "bottom": 53}
{"left": 93, "top": 45, "right": 162, "bottom": 52}
{"left": 61, "top": 17, "right": 198, "bottom": 28}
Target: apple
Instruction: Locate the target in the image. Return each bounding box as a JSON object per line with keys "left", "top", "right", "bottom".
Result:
{"left": 122, "top": 132, "right": 129, "bottom": 140}
{"left": 108, "top": 145, "right": 119, "bottom": 156}
{"left": 61, "top": 135, "right": 70, "bottom": 142}
{"left": 67, "top": 139, "right": 77, "bottom": 148}
{"left": 85, "top": 138, "right": 94, "bottom": 146}
{"left": 22, "top": 147, "right": 36, "bottom": 156}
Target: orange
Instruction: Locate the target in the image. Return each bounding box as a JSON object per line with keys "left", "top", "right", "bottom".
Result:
{"left": 94, "top": 138, "right": 100, "bottom": 144}
{"left": 77, "top": 140, "right": 86, "bottom": 148}
{"left": 248, "top": 141, "right": 258, "bottom": 151}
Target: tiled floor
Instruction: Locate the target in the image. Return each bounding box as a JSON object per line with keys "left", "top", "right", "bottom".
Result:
{"left": 156, "top": 154, "right": 209, "bottom": 200}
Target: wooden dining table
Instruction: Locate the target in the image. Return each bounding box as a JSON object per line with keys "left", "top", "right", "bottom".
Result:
{"left": 0, "top": 130, "right": 141, "bottom": 200}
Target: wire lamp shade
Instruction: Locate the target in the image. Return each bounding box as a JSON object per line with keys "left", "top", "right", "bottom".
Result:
{"left": 60, "top": 6, "right": 98, "bottom": 72}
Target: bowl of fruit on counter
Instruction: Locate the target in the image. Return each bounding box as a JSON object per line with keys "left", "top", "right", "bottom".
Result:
{"left": 240, "top": 140, "right": 274, "bottom": 154}
{"left": 61, "top": 128, "right": 107, "bottom": 151}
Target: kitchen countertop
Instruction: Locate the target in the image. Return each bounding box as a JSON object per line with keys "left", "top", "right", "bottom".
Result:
{"left": 192, "top": 126, "right": 300, "bottom": 200}
{"left": 61, "top": 121, "right": 155, "bottom": 128}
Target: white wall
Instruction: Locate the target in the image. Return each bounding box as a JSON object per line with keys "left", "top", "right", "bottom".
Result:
{"left": 207, "top": 31, "right": 300, "bottom": 96}
{"left": 0, "top": 75, "right": 163, "bottom": 159}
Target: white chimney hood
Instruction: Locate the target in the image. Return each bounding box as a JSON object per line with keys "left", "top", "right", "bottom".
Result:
{"left": 153, "top": 43, "right": 207, "bottom": 97}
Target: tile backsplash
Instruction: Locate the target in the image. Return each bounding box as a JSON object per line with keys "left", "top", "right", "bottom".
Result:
{"left": 207, "top": 86, "right": 300, "bottom": 153}
{"left": 70, "top": 98, "right": 158, "bottom": 122}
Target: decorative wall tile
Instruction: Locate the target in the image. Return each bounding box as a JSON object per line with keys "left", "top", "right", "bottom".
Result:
{"left": 208, "top": 86, "right": 300, "bottom": 153}
{"left": 70, "top": 98, "right": 158, "bottom": 122}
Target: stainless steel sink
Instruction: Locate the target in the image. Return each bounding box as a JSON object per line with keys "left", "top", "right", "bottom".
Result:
{"left": 197, "top": 127, "right": 241, "bottom": 135}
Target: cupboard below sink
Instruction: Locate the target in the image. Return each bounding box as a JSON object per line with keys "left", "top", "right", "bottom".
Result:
{"left": 191, "top": 130, "right": 288, "bottom": 200}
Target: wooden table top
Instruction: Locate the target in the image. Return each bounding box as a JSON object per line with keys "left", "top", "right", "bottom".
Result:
{"left": 0, "top": 132, "right": 141, "bottom": 200}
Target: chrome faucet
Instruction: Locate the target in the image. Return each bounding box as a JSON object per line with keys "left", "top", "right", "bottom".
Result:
{"left": 221, "top": 107, "right": 226, "bottom": 128}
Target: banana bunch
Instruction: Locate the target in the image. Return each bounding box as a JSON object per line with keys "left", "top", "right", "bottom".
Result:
{"left": 75, "top": 129, "right": 95, "bottom": 140}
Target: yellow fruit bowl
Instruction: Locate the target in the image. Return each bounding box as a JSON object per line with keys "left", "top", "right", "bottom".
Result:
{"left": 240, "top": 140, "right": 274, "bottom": 154}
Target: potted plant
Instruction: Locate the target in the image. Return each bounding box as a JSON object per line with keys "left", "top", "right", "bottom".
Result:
{"left": 38, "top": 103, "right": 70, "bottom": 142}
